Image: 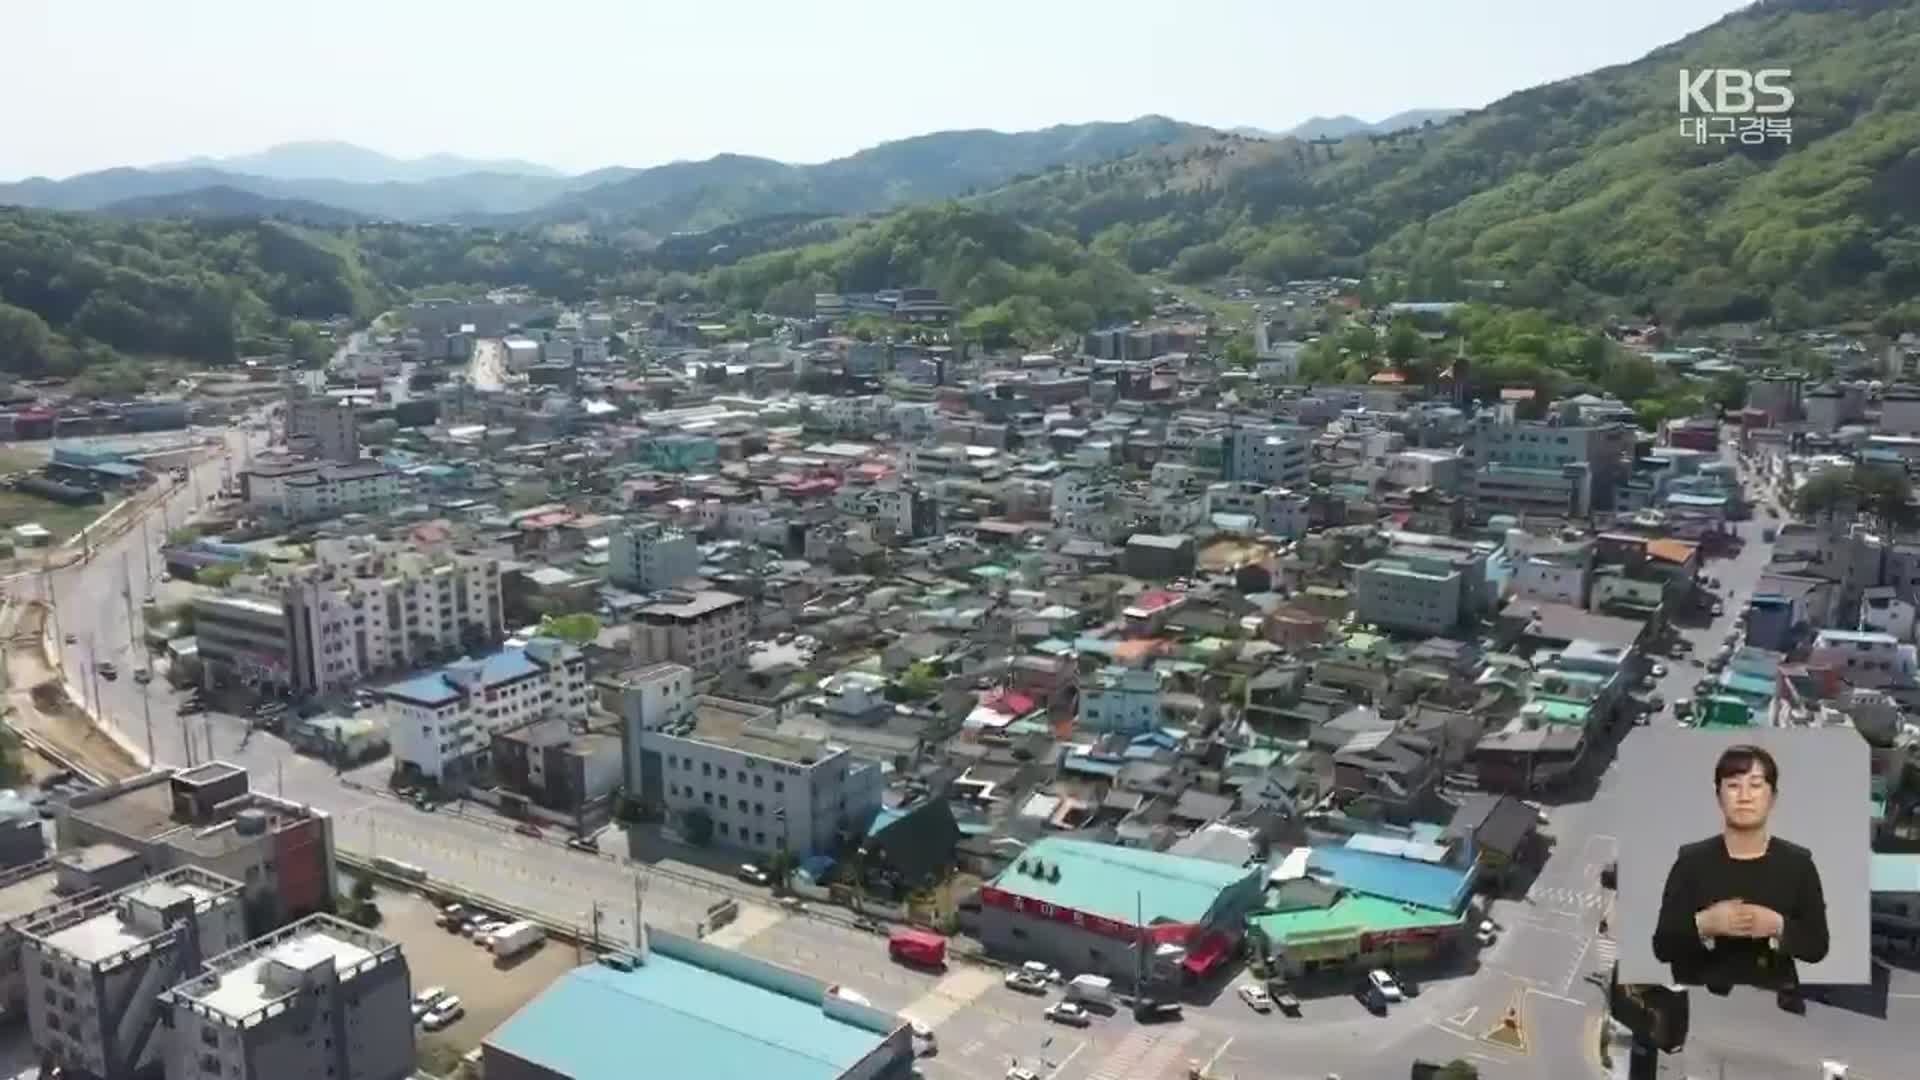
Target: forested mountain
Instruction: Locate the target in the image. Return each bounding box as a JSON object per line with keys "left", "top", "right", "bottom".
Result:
{"left": 0, "top": 118, "right": 1207, "bottom": 236}
{"left": 153, "top": 141, "right": 562, "bottom": 183}
{"left": 99, "top": 186, "right": 369, "bottom": 227}
{"left": 1237, "top": 110, "right": 1467, "bottom": 141}
{"left": 975, "top": 0, "right": 1920, "bottom": 328}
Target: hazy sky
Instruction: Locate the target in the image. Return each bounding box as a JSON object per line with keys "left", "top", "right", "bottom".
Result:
{"left": 7, "top": 0, "right": 1754, "bottom": 180}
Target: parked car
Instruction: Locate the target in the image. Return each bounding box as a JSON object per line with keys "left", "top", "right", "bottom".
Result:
{"left": 97, "top": 661, "right": 117, "bottom": 680}
{"left": 132, "top": 668, "right": 151, "bottom": 685}
{"left": 63, "top": 634, "right": 75, "bottom": 645}
{"left": 1237, "top": 984, "right": 1273, "bottom": 1013}
{"left": 1044, "top": 1001, "right": 1091, "bottom": 1027}
{"left": 1475, "top": 920, "right": 1498, "bottom": 947}
{"left": 566, "top": 837, "right": 598, "bottom": 853}
{"left": 1006, "top": 1069, "right": 1041, "bottom": 1080}
{"left": 1384, "top": 967, "right": 1420, "bottom": 998}
{"left": 411, "top": 986, "right": 449, "bottom": 1021}
{"left": 738, "top": 863, "right": 772, "bottom": 886}
{"left": 1133, "top": 1000, "right": 1183, "bottom": 1023}
{"left": 513, "top": 822, "right": 541, "bottom": 838}
{"left": 1004, "top": 971, "right": 1049, "bottom": 994}
{"left": 422, "top": 997, "right": 465, "bottom": 1031}
{"left": 1651, "top": 663, "right": 1668, "bottom": 677}
{"left": 1367, "top": 969, "right": 1405, "bottom": 1003}
{"left": 1354, "top": 981, "right": 1388, "bottom": 1015}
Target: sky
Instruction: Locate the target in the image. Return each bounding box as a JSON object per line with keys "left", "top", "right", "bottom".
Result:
{"left": 5, "top": 0, "right": 1756, "bottom": 181}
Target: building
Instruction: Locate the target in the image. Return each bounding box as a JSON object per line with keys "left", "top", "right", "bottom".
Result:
{"left": 21, "top": 867, "right": 249, "bottom": 1080}
{"left": 599, "top": 662, "right": 696, "bottom": 793}
{"left": 1747, "top": 373, "right": 1804, "bottom": 425}
{"left": 482, "top": 929, "right": 912, "bottom": 1080}
{"left": 59, "top": 765, "right": 338, "bottom": 933}
{"left": 1810, "top": 629, "right": 1915, "bottom": 689}
{"left": 1251, "top": 845, "right": 1476, "bottom": 979}
{"left": 283, "top": 463, "right": 402, "bottom": 521}
{"left": 285, "top": 395, "right": 360, "bottom": 465}
{"left": 635, "top": 698, "right": 882, "bottom": 859}
{"left": 1384, "top": 450, "right": 1464, "bottom": 494}
{"left": 976, "top": 837, "right": 1266, "bottom": 989}
{"left": 164, "top": 915, "right": 414, "bottom": 1080}
{"left": 1077, "top": 666, "right": 1164, "bottom": 734}
{"left": 1123, "top": 533, "right": 1196, "bottom": 580}
{"left": 1468, "top": 417, "right": 1633, "bottom": 518}
{"left": 491, "top": 719, "right": 623, "bottom": 818}
{"left": 1871, "top": 853, "right": 1920, "bottom": 958}
{"left": 1223, "top": 424, "right": 1312, "bottom": 488}
{"left": 1354, "top": 557, "right": 1463, "bottom": 635}
{"left": 0, "top": 846, "right": 154, "bottom": 1023}
{"left": 1881, "top": 385, "right": 1920, "bottom": 436}
{"left": 1203, "top": 483, "right": 1311, "bottom": 538}
{"left": 609, "top": 521, "right": 701, "bottom": 590}
{"left": 192, "top": 593, "right": 294, "bottom": 690}
{"left": 634, "top": 590, "right": 751, "bottom": 675}
{"left": 383, "top": 639, "right": 588, "bottom": 783}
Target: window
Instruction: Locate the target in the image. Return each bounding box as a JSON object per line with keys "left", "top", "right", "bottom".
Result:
{"left": 702, "top": 792, "right": 713, "bottom": 805}
{"left": 702, "top": 762, "right": 712, "bottom": 776}
{"left": 754, "top": 774, "right": 764, "bottom": 788}
{"left": 719, "top": 795, "right": 730, "bottom": 809}
{"left": 775, "top": 781, "right": 785, "bottom": 793}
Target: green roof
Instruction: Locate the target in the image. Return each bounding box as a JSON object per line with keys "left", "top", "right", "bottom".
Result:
{"left": 1251, "top": 891, "right": 1466, "bottom": 946}
{"left": 1523, "top": 698, "right": 1591, "bottom": 725}
{"left": 988, "top": 837, "right": 1260, "bottom": 926}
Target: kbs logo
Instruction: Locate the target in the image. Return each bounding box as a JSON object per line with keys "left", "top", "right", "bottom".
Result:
{"left": 1677, "top": 69, "right": 1793, "bottom": 146}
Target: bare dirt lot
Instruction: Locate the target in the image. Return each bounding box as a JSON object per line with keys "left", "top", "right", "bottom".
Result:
{"left": 374, "top": 887, "right": 578, "bottom": 1073}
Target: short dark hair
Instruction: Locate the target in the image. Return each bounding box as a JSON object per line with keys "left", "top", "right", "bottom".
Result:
{"left": 1714, "top": 744, "right": 1779, "bottom": 790}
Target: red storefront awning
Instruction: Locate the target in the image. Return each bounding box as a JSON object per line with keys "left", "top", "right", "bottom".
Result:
{"left": 1181, "top": 930, "right": 1233, "bottom": 976}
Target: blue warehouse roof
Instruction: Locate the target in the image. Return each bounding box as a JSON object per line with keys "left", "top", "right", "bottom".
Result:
{"left": 1306, "top": 845, "right": 1477, "bottom": 914}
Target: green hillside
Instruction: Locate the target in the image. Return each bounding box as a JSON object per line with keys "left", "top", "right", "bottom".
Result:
{"left": 976, "top": 0, "right": 1920, "bottom": 327}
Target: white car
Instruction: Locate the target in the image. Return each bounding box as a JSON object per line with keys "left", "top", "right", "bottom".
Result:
{"left": 1651, "top": 663, "right": 1668, "bottom": 677}
{"left": 1237, "top": 984, "right": 1273, "bottom": 1012}
{"left": 1007, "top": 1069, "right": 1041, "bottom": 1080}
{"left": 1045, "top": 1001, "right": 1091, "bottom": 1026}
{"left": 411, "top": 986, "right": 448, "bottom": 1021}
{"left": 1367, "top": 969, "right": 1404, "bottom": 1002}
{"left": 1004, "top": 971, "right": 1049, "bottom": 994}
{"left": 1475, "top": 920, "right": 1498, "bottom": 946}
{"left": 422, "top": 997, "right": 464, "bottom": 1031}
{"left": 1021, "top": 961, "right": 1063, "bottom": 984}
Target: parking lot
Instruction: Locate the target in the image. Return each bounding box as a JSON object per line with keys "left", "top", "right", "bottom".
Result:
{"left": 371, "top": 888, "right": 581, "bottom": 1073}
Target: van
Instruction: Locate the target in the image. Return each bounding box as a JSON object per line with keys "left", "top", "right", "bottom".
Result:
{"left": 1065, "top": 974, "right": 1113, "bottom": 1006}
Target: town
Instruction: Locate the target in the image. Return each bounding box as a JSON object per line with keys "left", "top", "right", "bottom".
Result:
{"left": 0, "top": 277, "right": 1911, "bottom": 1080}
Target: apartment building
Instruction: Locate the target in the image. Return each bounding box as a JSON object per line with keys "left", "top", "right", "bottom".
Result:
{"left": 0, "top": 846, "right": 152, "bottom": 1023}
{"left": 1355, "top": 556, "right": 1464, "bottom": 635}
{"left": 599, "top": 663, "right": 696, "bottom": 791}
{"left": 1811, "top": 629, "right": 1916, "bottom": 689}
{"left": 60, "top": 765, "right": 339, "bottom": 933}
{"left": 285, "top": 395, "right": 360, "bottom": 465}
{"left": 1468, "top": 417, "right": 1633, "bottom": 518}
{"left": 21, "top": 867, "right": 248, "bottom": 1080}
{"left": 833, "top": 481, "right": 938, "bottom": 539}
{"left": 1222, "top": 424, "right": 1312, "bottom": 488}
{"left": 280, "top": 540, "right": 504, "bottom": 696}
{"left": 1051, "top": 470, "right": 1127, "bottom": 542}
{"left": 1748, "top": 373, "right": 1805, "bottom": 425}
{"left": 608, "top": 521, "right": 701, "bottom": 590}
{"left": 164, "top": 915, "right": 414, "bottom": 1080}
{"left": 282, "top": 463, "right": 403, "bottom": 522}
{"left": 634, "top": 590, "right": 750, "bottom": 675}
{"left": 636, "top": 698, "right": 882, "bottom": 858}
{"left": 191, "top": 593, "right": 294, "bottom": 691}
{"left": 384, "top": 639, "right": 588, "bottom": 782}
{"left": 1203, "top": 482, "right": 1311, "bottom": 538}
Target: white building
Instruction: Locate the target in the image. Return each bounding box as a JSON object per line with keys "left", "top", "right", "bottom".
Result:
{"left": 285, "top": 396, "right": 360, "bottom": 465}
{"left": 1223, "top": 424, "right": 1312, "bottom": 488}
{"left": 502, "top": 337, "right": 541, "bottom": 371}
{"left": 602, "top": 662, "right": 695, "bottom": 788}
{"left": 22, "top": 868, "right": 248, "bottom": 1080}
{"left": 280, "top": 540, "right": 504, "bottom": 697}
{"left": 281, "top": 463, "right": 403, "bottom": 522}
{"left": 383, "top": 639, "right": 587, "bottom": 782}
{"left": 1354, "top": 556, "right": 1464, "bottom": 635}
{"left": 1384, "top": 450, "right": 1464, "bottom": 494}
{"left": 1203, "top": 482, "right": 1311, "bottom": 538}
{"left": 1882, "top": 386, "right": 1920, "bottom": 436}
{"left": 608, "top": 521, "right": 701, "bottom": 590}
{"left": 1077, "top": 665, "right": 1164, "bottom": 734}
{"left": 634, "top": 590, "right": 751, "bottom": 676}
{"left": 1861, "top": 587, "right": 1917, "bottom": 643}
{"left": 1505, "top": 531, "right": 1593, "bottom": 607}
{"left": 164, "top": 915, "right": 414, "bottom": 1080}
{"left": 641, "top": 699, "right": 883, "bottom": 858}
{"left": 1051, "top": 470, "right": 1128, "bottom": 542}
{"left": 1811, "top": 629, "right": 1915, "bottom": 689}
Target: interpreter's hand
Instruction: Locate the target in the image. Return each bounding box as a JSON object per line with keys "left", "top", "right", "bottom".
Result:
{"left": 1695, "top": 898, "right": 1746, "bottom": 939}
{"left": 1734, "top": 903, "right": 1785, "bottom": 939}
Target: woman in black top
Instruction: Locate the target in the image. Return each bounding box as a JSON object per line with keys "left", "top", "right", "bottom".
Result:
{"left": 1651, "top": 744, "right": 1829, "bottom": 994}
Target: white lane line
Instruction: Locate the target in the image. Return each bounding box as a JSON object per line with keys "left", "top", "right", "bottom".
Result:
{"left": 1526, "top": 986, "right": 1589, "bottom": 1008}
{"left": 1201, "top": 1036, "right": 1234, "bottom": 1074}
{"left": 1044, "top": 1039, "right": 1085, "bottom": 1080}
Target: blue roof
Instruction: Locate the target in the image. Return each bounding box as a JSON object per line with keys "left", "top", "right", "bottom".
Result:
{"left": 1307, "top": 846, "right": 1476, "bottom": 913}
{"left": 866, "top": 807, "right": 907, "bottom": 836}
{"left": 488, "top": 956, "right": 888, "bottom": 1080}
{"left": 383, "top": 646, "right": 542, "bottom": 705}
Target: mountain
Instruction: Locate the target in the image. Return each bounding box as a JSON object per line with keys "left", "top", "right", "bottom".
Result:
{"left": 1235, "top": 110, "right": 1467, "bottom": 141}
{"left": 154, "top": 141, "right": 563, "bottom": 183}
{"left": 519, "top": 116, "right": 1213, "bottom": 234}
{"left": 98, "top": 185, "right": 368, "bottom": 226}
{"left": 975, "top": 0, "right": 1920, "bottom": 329}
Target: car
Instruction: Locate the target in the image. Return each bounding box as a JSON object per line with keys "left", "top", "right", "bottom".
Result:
{"left": 1006, "top": 1069, "right": 1041, "bottom": 1080}
{"left": 513, "top": 822, "right": 541, "bottom": 838}
{"left": 826, "top": 985, "right": 871, "bottom": 1006}
{"left": 63, "top": 634, "right": 75, "bottom": 645}
{"left": 1132, "top": 1001, "right": 1183, "bottom": 1023}
{"left": 1367, "top": 969, "right": 1404, "bottom": 1002}
{"left": 901, "top": 1017, "right": 936, "bottom": 1045}
{"left": 1354, "top": 982, "right": 1388, "bottom": 1015}
{"left": 97, "top": 662, "right": 117, "bottom": 680}
{"left": 566, "top": 837, "right": 598, "bottom": 853}
{"left": 411, "top": 986, "right": 449, "bottom": 1020}
{"left": 1675, "top": 698, "right": 1694, "bottom": 719}
{"left": 1044, "top": 1001, "right": 1091, "bottom": 1026}
{"left": 1237, "top": 984, "right": 1273, "bottom": 1012}
{"left": 1651, "top": 663, "right": 1668, "bottom": 677}
{"left": 1385, "top": 967, "right": 1420, "bottom": 998}
{"left": 132, "top": 668, "right": 151, "bottom": 684}
{"left": 1712, "top": 603, "right": 1726, "bottom": 617}
{"left": 422, "top": 998, "right": 465, "bottom": 1031}
{"left": 1004, "top": 971, "right": 1050, "bottom": 994}
{"left": 738, "top": 863, "right": 772, "bottom": 886}
{"left": 1647, "top": 693, "right": 1665, "bottom": 711}
{"left": 1475, "top": 920, "right": 1498, "bottom": 946}
{"left": 1020, "top": 961, "right": 1062, "bottom": 984}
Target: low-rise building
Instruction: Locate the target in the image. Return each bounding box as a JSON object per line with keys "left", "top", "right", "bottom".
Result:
{"left": 383, "top": 639, "right": 588, "bottom": 783}
{"left": 608, "top": 521, "right": 702, "bottom": 590}
{"left": 1810, "top": 628, "right": 1914, "bottom": 689}
{"left": 633, "top": 697, "right": 882, "bottom": 859}
{"left": 164, "top": 915, "right": 414, "bottom": 1080}
{"left": 1354, "top": 557, "right": 1462, "bottom": 635}
{"left": 281, "top": 463, "right": 403, "bottom": 522}
{"left": 1077, "top": 665, "right": 1164, "bottom": 734}
{"left": 192, "top": 592, "right": 294, "bottom": 691}
{"left": 634, "top": 590, "right": 751, "bottom": 676}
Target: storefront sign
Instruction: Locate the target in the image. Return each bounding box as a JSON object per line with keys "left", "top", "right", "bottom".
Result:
{"left": 979, "top": 886, "right": 1139, "bottom": 941}
{"left": 1360, "top": 926, "right": 1447, "bottom": 951}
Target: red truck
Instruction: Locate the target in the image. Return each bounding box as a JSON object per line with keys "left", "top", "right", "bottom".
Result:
{"left": 888, "top": 928, "right": 948, "bottom": 969}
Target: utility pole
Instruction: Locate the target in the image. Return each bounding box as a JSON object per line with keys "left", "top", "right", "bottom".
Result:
{"left": 119, "top": 554, "right": 139, "bottom": 653}
{"left": 85, "top": 637, "right": 102, "bottom": 720}
{"left": 140, "top": 517, "right": 153, "bottom": 587}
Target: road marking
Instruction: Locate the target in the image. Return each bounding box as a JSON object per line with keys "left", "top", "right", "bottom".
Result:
{"left": 1044, "top": 1039, "right": 1085, "bottom": 1080}
{"left": 1447, "top": 1006, "right": 1479, "bottom": 1027}
{"left": 1525, "top": 986, "right": 1589, "bottom": 1008}
{"left": 899, "top": 966, "right": 998, "bottom": 1030}
{"left": 1201, "top": 1036, "right": 1233, "bottom": 1074}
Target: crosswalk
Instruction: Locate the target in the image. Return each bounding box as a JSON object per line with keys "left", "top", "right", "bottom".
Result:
{"left": 1591, "top": 935, "right": 1618, "bottom": 968}
{"left": 899, "top": 967, "right": 999, "bottom": 1030}
{"left": 1084, "top": 1027, "right": 1196, "bottom": 1080}
{"left": 1528, "top": 885, "right": 1610, "bottom": 910}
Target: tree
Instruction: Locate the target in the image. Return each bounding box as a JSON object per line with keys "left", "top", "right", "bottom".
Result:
{"left": 895, "top": 662, "right": 941, "bottom": 702}
{"left": 0, "top": 302, "right": 55, "bottom": 375}
{"left": 1709, "top": 370, "right": 1750, "bottom": 413}
{"left": 287, "top": 321, "right": 323, "bottom": 365}
{"left": 350, "top": 871, "right": 376, "bottom": 902}
{"left": 197, "top": 562, "right": 244, "bottom": 588}
{"left": 537, "top": 612, "right": 603, "bottom": 644}
{"left": 1795, "top": 465, "right": 1917, "bottom": 534}
{"left": 1385, "top": 319, "right": 1425, "bottom": 364}
{"left": 1222, "top": 331, "right": 1257, "bottom": 368}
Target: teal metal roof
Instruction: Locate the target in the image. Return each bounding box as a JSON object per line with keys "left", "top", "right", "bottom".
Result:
{"left": 487, "top": 957, "right": 888, "bottom": 1080}
{"left": 988, "top": 837, "right": 1260, "bottom": 926}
